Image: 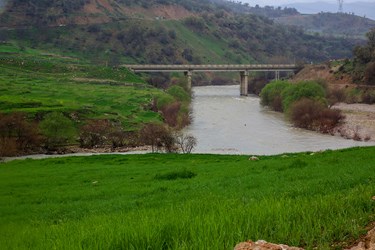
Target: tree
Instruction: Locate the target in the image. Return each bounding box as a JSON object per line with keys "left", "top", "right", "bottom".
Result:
{"left": 174, "top": 132, "right": 197, "bottom": 154}
{"left": 39, "top": 112, "right": 76, "bottom": 149}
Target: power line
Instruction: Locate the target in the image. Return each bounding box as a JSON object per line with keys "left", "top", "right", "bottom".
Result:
{"left": 338, "top": 0, "right": 344, "bottom": 12}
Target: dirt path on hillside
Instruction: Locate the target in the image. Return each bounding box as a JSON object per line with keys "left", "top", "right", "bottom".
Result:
{"left": 333, "top": 103, "right": 375, "bottom": 141}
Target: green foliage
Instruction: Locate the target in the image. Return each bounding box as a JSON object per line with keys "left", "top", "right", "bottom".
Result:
{"left": 281, "top": 81, "right": 326, "bottom": 112}
{"left": 166, "top": 85, "right": 190, "bottom": 102}
{"left": 0, "top": 147, "right": 375, "bottom": 249}
{"left": 39, "top": 112, "right": 76, "bottom": 148}
{"left": 351, "top": 28, "right": 375, "bottom": 84}
{"left": 260, "top": 80, "right": 292, "bottom": 111}
{"left": 156, "top": 94, "right": 175, "bottom": 110}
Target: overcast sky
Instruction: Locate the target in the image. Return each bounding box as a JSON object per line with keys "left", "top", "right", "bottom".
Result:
{"left": 241, "top": 0, "right": 375, "bottom": 6}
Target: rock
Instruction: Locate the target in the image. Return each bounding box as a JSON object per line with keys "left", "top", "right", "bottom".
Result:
{"left": 249, "top": 156, "right": 259, "bottom": 161}
{"left": 234, "top": 240, "right": 304, "bottom": 250}
{"left": 346, "top": 226, "right": 375, "bottom": 250}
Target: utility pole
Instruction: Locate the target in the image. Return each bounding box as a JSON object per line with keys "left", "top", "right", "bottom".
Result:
{"left": 338, "top": 0, "right": 344, "bottom": 13}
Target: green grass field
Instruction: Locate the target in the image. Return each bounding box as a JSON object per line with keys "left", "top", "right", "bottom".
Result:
{"left": 0, "top": 43, "right": 172, "bottom": 129}
{"left": 1, "top": 147, "right": 374, "bottom": 249}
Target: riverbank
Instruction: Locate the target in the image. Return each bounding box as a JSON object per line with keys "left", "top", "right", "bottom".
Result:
{"left": 333, "top": 103, "right": 375, "bottom": 142}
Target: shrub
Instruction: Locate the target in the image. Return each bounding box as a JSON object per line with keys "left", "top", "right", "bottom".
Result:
{"left": 79, "top": 120, "right": 113, "bottom": 148}
{"left": 166, "top": 85, "right": 190, "bottom": 102}
{"left": 282, "top": 81, "right": 326, "bottom": 112}
{"left": 161, "top": 101, "right": 181, "bottom": 127}
{"left": 290, "top": 98, "right": 344, "bottom": 133}
{"left": 327, "top": 87, "right": 346, "bottom": 106}
{"left": 139, "top": 123, "right": 176, "bottom": 153}
{"left": 362, "top": 89, "right": 375, "bottom": 104}
{"left": 260, "top": 80, "right": 291, "bottom": 112}
{"left": 39, "top": 112, "right": 76, "bottom": 150}
{"left": 156, "top": 95, "right": 175, "bottom": 110}
{"left": 174, "top": 132, "right": 197, "bottom": 154}
{"left": 0, "top": 138, "right": 18, "bottom": 157}
{"left": 0, "top": 113, "right": 41, "bottom": 156}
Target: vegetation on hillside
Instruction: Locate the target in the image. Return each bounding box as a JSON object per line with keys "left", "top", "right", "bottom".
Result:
{"left": 338, "top": 28, "right": 375, "bottom": 85}
{"left": 0, "top": 0, "right": 365, "bottom": 65}
{"left": 0, "top": 147, "right": 374, "bottom": 249}
{"left": 275, "top": 12, "right": 375, "bottom": 38}
{"left": 0, "top": 43, "right": 193, "bottom": 156}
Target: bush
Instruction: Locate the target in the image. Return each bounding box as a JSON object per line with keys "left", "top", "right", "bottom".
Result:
{"left": 39, "top": 112, "right": 76, "bottom": 150}
{"left": 161, "top": 101, "right": 181, "bottom": 127}
{"left": 166, "top": 85, "right": 190, "bottom": 102}
{"left": 362, "top": 89, "right": 375, "bottom": 104}
{"left": 79, "top": 120, "right": 113, "bottom": 148}
{"left": 174, "top": 132, "right": 197, "bottom": 154}
{"left": 260, "top": 80, "right": 291, "bottom": 112}
{"left": 139, "top": 123, "right": 176, "bottom": 153}
{"left": 281, "top": 81, "right": 326, "bottom": 112}
{"left": 327, "top": 87, "right": 346, "bottom": 106}
{"left": 290, "top": 98, "right": 344, "bottom": 133}
{"left": 0, "top": 113, "right": 41, "bottom": 156}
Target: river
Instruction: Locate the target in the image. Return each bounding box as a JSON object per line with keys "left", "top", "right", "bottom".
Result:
{"left": 185, "top": 85, "right": 375, "bottom": 155}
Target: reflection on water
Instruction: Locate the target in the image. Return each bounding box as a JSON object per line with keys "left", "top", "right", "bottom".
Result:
{"left": 186, "top": 85, "right": 375, "bottom": 155}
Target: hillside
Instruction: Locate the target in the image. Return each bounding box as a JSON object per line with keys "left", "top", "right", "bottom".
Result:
{"left": 0, "top": 0, "right": 365, "bottom": 65}
{"left": 0, "top": 42, "right": 177, "bottom": 129}
{"left": 275, "top": 12, "right": 375, "bottom": 38}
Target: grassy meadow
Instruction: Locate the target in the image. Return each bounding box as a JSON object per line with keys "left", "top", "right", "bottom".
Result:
{"left": 0, "top": 42, "right": 173, "bottom": 129}
{"left": 0, "top": 147, "right": 375, "bottom": 249}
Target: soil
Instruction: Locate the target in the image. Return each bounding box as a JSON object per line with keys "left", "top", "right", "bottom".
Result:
{"left": 333, "top": 103, "right": 375, "bottom": 141}
{"left": 346, "top": 223, "right": 375, "bottom": 250}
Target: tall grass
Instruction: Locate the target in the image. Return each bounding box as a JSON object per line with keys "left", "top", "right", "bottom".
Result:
{"left": 0, "top": 147, "right": 375, "bottom": 249}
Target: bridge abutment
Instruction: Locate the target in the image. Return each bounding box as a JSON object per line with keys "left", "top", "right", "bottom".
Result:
{"left": 240, "top": 71, "right": 249, "bottom": 96}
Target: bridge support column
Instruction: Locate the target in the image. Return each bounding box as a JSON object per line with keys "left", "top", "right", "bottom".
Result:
{"left": 185, "top": 70, "right": 192, "bottom": 90}
{"left": 275, "top": 71, "right": 280, "bottom": 81}
{"left": 240, "top": 71, "right": 249, "bottom": 96}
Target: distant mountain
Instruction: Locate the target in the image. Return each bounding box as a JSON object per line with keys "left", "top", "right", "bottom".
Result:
{"left": 282, "top": 1, "right": 375, "bottom": 20}
{"left": 275, "top": 12, "right": 375, "bottom": 38}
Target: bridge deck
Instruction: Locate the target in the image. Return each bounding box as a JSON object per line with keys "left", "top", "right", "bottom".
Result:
{"left": 123, "top": 64, "right": 298, "bottom": 72}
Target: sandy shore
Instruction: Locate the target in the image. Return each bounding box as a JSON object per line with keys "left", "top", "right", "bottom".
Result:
{"left": 333, "top": 103, "right": 375, "bottom": 142}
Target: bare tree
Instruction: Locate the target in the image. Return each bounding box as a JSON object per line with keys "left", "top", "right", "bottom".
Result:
{"left": 174, "top": 132, "right": 197, "bottom": 154}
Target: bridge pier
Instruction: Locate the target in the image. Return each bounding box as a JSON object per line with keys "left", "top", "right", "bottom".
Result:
{"left": 185, "top": 70, "right": 192, "bottom": 90}
{"left": 275, "top": 71, "right": 280, "bottom": 81}
{"left": 240, "top": 71, "right": 249, "bottom": 96}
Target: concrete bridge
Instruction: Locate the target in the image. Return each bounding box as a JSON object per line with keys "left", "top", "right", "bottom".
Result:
{"left": 124, "top": 64, "right": 298, "bottom": 96}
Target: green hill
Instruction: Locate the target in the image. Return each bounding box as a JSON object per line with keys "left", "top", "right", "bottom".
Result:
{"left": 0, "top": 0, "right": 366, "bottom": 64}
{"left": 0, "top": 42, "right": 173, "bottom": 129}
